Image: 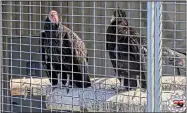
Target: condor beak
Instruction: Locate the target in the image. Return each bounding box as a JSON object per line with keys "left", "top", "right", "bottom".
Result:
{"left": 110, "top": 15, "right": 115, "bottom": 23}
{"left": 41, "top": 30, "right": 45, "bottom": 33}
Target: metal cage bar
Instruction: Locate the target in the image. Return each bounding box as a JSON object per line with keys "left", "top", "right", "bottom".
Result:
{"left": 154, "top": 1, "right": 162, "bottom": 112}
{"left": 186, "top": 2, "right": 187, "bottom": 112}
{"left": 0, "top": 1, "right": 2, "bottom": 112}
{"left": 146, "top": 1, "right": 154, "bottom": 112}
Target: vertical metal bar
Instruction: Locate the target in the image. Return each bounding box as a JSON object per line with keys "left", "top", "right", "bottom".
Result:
{"left": 10, "top": 1, "right": 13, "bottom": 112}
{"left": 71, "top": 1, "right": 74, "bottom": 110}
{"left": 127, "top": 1, "right": 130, "bottom": 94}
{"left": 185, "top": 1, "right": 187, "bottom": 113}
{"left": 93, "top": 1, "right": 96, "bottom": 111}
{"left": 39, "top": 1, "right": 42, "bottom": 113}
{"left": 29, "top": 1, "right": 32, "bottom": 112}
{"left": 139, "top": 1, "right": 142, "bottom": 105}
{"left": 19, "top": 1, "right": 23, "bottom": 112}
{"left": 81, "top": 1, "right": 85, "bottom": 110}
{"left": 154, "top": 1, "right": 162, "bottom": 112}
{"left": 146, "top": 1, "right": 154, "bottom": 112}
{"left": 0, "top": 1, "right": 2, "bottom": 112}
{"left": 59, "top": 1, "right": 63, "bottom": 113}
{"left": 104, "top": 1, "right": 107, "bottom": 110}
{"left": 173, "top": 1, "right": 177, "bottom": 90}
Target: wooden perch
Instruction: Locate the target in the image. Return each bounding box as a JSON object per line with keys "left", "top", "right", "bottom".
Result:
{"left": 10, "top": 77, "right": 121, "bottom": 96}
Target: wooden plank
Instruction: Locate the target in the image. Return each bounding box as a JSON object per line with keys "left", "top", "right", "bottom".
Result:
{"left": 10, "top": 77, "right": 121, "bottom": 96}
{"left": 10, "top": 77, "right": 51, "bottom": 96}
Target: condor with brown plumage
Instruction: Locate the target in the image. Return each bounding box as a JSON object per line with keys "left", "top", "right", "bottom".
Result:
{"left": 106, "top": 9, "right": 147, "bottom": 90}
{"left": 41, "top": 10, "right": 91, "bottom": 89}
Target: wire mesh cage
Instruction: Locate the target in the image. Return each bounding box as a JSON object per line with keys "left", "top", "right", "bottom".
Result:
{"left": 0, "top": 1, "right": 186, "bottom": 112}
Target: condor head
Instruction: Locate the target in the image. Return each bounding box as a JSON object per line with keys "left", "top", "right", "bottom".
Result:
{"left": 44, "top": 10, "right": 60, "bottom": 38}
{"left": 110, "top": 9, "right": 127, "bottom": 24}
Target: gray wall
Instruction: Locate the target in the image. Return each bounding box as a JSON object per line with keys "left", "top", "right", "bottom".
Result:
{"left": 162, "top": 2, "right": 186, "bottom": 52}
